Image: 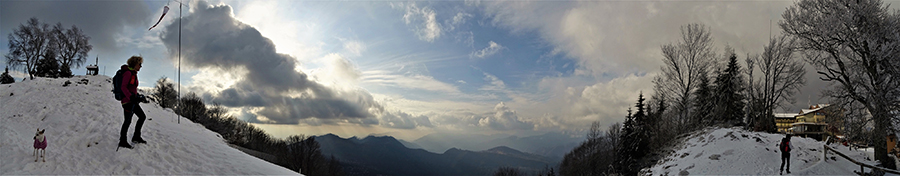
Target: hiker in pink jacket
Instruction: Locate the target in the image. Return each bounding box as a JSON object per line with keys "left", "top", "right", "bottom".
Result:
{"left": 118, "top": 56, "right": 148, "bottom": 149}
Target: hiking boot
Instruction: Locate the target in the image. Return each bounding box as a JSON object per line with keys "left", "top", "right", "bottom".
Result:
{"left": 118, "top": 142, "right": 134, "bottom": 149}
{"left": 132, "top": 137, "right": 147, "bottom": 144}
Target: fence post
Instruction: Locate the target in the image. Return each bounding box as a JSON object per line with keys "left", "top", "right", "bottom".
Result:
{"left": 824, "top": 145, "right": 827, "bottom": 160}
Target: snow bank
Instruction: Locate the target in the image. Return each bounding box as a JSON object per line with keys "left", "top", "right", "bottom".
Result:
{"left": 0, "top": 76, "right": 298, "bottom": 175}
{"left": 647, "top": 127, "right": 886, "bottom": 175}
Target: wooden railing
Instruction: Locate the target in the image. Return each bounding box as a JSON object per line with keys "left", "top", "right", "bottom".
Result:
{"left": 823, "top": 144, "right": 900, "bottom": 175}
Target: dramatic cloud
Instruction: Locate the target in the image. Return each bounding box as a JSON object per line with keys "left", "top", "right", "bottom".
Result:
{"left": 471, "top": 41, "right": 504, "bottom": 58}
{"left": 478, "top": 102, "right": 534, "bottom": 131}
{"left": 326, "top": 54, "right": 362, "bottom": 82}
{"left": 559, "top": 73, "right": 655, "bottom": 128}
{"left": 377, "top": 111, "right": 434, "bottom": 129}
{"left": 393, "top": 2, "right": 442, "bottom": 42}
{"left": 160, "top": 1, "right": 376, "bottom": 124}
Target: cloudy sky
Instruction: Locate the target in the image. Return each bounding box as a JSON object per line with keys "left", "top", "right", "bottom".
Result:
{"left": 5, "top": 0, "right": 892, "bottom": 141}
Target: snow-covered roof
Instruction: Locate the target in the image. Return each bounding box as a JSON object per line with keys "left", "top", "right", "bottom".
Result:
{"left": 774, "top": 113, "right": 798, "bottom": 118}
{"left": 791, "top": 122, "right": 827, "bottom": 126}
{"left": 797, "top": 104, "right": 831, "bottom": 116}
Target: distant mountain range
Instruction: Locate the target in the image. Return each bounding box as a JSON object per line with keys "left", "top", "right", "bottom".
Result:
{"left": 412, "top": 132, "right": 583, "bottom": 159}
{"left": 315, "top": 134, "right": 558, "bottom": 175}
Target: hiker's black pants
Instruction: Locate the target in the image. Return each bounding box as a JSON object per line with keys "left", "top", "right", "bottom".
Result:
{"left": 780, "top": 152, "right": 790, "bottom": 171}
{"left": 120, "top": 103, "right": 146, "bottom": 143}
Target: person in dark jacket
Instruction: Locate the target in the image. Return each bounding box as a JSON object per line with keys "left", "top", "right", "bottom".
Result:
{"left": 118, "top": 56, "right": 148, "bottom": 149}
{"left": 780, "top": 134, "right": 793, "bottom": 174}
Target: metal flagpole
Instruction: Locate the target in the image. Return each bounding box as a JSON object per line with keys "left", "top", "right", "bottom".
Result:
{"left": 178, "top": 1, "right": 182, "bottom": 124}
{"left": 172, "top": 0, "right": 188, "bottom": 124}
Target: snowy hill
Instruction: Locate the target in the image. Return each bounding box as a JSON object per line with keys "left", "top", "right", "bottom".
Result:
{"left": 0, "top": 76, "right": 298, "bottom": 175}
{"left": 647, "top": 127, "right": 890, "bottom": 175}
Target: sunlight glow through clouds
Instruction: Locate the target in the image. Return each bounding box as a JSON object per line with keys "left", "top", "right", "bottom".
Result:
{"left": 234, "top": 0, "right": 321, "bottom": 61}
{"left": 307, "top": 53, "right": 362, "bottom": 91}
{"left": 188, "top": 67, "right": 247, "bottom": 94}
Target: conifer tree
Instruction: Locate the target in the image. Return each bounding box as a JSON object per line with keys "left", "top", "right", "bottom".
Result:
{"left": 713, "top": 52, "right": 746, "bottom": 125}
{"left": 616, "top": 108, "right": 635, "bottom": 175}
{"left": 1, "top": 67, "right": 15, "bottom": 84}
{"left": 692, "top": 68, "right": 714, "bottom": 127}
{"left": 33, "top": 52, "right": 60, "bottom": 78}
{"left": 616, "top": 93, "right": 650, "bottom": 175}
{"left": 632, "top": 93, "right": 650, "bottom": 159}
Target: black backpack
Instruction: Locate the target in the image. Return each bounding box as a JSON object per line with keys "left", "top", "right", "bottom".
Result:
{"left": 112, "top": 68, "right": 128, "bottom": 100}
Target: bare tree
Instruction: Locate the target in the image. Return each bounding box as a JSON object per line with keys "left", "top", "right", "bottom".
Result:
{"left": 152, "top": 77, "right": 178, "bottom": 109}
{"left": 5, "top": 18, "right": 51, "bottom": 80}
{"left": 494, "top": 167, "right": 524, "bottom": 176}
{"left": 781, "top": 0, "right": 900, "bottom": 169}
{"left": 587, "top": 121, "right": 602, "bottom": 142}
{"left": 208, "top": 102, "right": 227, "bottom": 120}
{"left": 826, "top": 89, "right": 873, "bottom": 147}
{"left": 654, "top": 23, "right": 715, "bottom": 133}
{"left": 560, "top": 122, "right": 620, "bottom": 175}
{"left": 50, "top": 23, "right": 92, "bottom": 77}
{"left": 606, "top": 122, "right": 621, "bottom": 151}
{"left": 746, "top": 35, "right": 806, "bottom": 132}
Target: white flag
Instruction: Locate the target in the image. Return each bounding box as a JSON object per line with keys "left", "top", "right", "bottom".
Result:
{"left": 149, "top": 6, "right": 170, "bottom": 31}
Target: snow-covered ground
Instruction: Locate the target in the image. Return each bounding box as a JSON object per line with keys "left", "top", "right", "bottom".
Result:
{"left": 647, "top": 127, "right": 899, "bottom": 175}
{"left": 0, "top": 76, "right": 298, "bottom": 175}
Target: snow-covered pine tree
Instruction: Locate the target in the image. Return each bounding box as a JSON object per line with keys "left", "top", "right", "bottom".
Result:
{"left": 616, "top": 107, "right": 636, "bottom": 175}
{"left": 633, "top": 93, "right": 650, "bottom": 159}
{"left": 648, "top": 95, "right": 668, "bottom": 149}
{"left": 692, "top": 68, "right": 714, "bottom": 127}
{"left": 713, "top": 52, "right": 745, "bottom": 126}
{"left": 616, "top": 93, "right": 651, "bottom": 175}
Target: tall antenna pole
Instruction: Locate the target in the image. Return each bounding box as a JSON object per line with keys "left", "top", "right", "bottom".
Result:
{"left": 178, "top": 1, "right": 182, "bottom": 124}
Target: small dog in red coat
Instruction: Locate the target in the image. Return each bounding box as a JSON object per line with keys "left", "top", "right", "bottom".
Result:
{"left": 33, "top": 129, "right": 47, "bottom": 162}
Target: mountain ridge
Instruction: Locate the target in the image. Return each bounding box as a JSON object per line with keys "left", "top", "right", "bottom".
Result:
{"left": 316, "top": 133, "right": 556, "bottom": 175}
{"left": 413, "top": 132, "right": 582, "bottom": 159}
